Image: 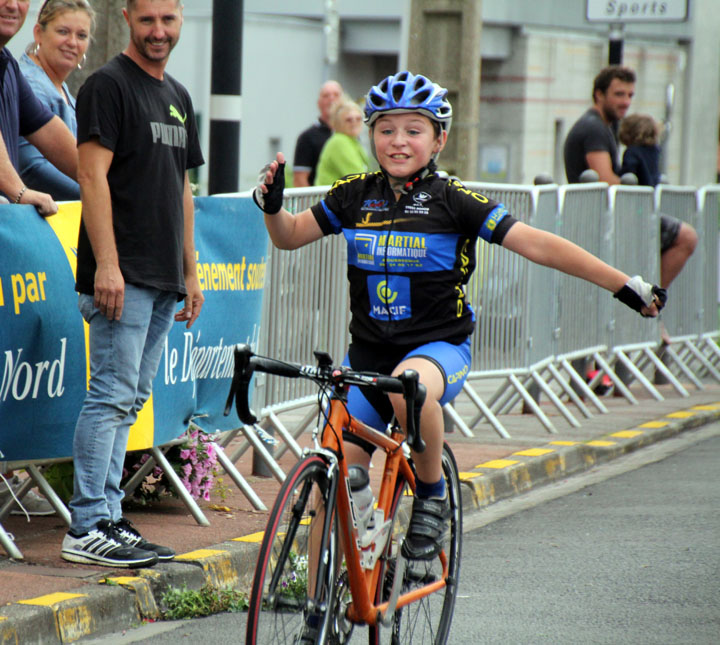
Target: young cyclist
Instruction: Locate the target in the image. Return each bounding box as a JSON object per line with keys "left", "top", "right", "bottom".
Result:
{"left": 254, "top": 71, "right": 665, "bottom": 561}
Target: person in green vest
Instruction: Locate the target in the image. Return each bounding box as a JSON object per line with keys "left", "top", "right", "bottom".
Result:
{"left": 314, "top": 97, "right": 371, "bottom": 186}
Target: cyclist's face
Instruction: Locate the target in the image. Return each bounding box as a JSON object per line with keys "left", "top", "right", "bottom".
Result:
{"left": 373, "top": 113, "right": 446, "bottom": 180}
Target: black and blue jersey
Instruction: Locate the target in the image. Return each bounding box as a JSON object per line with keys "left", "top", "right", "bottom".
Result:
{"left": 310, "top": 170, "right": 517, "bottom": 346}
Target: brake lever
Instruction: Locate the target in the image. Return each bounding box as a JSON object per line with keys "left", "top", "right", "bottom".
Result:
{"left": 398, "top": 370, "right": 426, "bottom": 453}
{"left": 223, "top": 344, "right": 258, "bottom": 424}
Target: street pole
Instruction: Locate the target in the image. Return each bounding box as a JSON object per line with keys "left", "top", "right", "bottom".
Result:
{"left": 209, "top": 0, "right": 243, "bottom": 195}
{"left": 609, "top": 22, "right": 624, "bottom": 65}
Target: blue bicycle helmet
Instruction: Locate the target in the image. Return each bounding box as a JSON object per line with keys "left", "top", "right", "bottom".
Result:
{"left": 364, "top": 71, "right": 452, "bottom": 132}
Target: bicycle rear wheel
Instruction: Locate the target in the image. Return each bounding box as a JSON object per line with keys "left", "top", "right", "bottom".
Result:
{"left": 370, "top": 442, "right": 463, "bottom": 644}
{"left": 246, "top": 454, "right": 338, "bottom": 645}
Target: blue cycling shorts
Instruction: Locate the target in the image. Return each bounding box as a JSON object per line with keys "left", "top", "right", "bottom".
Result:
{"left": 341, "top": 337, "right": 471, "bottom": 453}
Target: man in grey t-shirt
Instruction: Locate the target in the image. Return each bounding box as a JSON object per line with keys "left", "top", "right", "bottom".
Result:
{"left": 564, "top": 66, "right": 634, "bottom": 183}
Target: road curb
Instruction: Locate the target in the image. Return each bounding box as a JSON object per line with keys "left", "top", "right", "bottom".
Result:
{"left": 458, "top": 402, "right": 720, "bottom": 511}
{"left": 1, "top": 401, "right": 719, "bottom": 643}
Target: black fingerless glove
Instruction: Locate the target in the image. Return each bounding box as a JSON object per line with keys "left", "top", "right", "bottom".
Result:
{"left": 613, "top": 275, "right": 667, "bottom": 316}
{"left": 252, "top": 162, "right": 285, "bottom": 215}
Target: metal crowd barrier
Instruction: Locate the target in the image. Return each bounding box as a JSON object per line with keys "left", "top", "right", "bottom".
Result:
{"left": 656, "top": 186, "right": 720, "bottom": 384}
{"left": 697, "top": 186, "right": 720, "bottom": 373}
{"left": 458, "top": 183, "right": 577, "bottom": 436}
{"left": 607, "top": 186, "right": 684, "bottom": 401}
{"left": 221, "top": 187, "right": 349, "bottom": 472}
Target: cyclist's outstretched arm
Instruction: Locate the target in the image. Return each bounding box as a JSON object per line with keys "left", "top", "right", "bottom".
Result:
{"left": 501, "top": 221, "right": 662, "bottom": 317}
{"left": 254, "top": 152, "right": 324, "bottom": 250}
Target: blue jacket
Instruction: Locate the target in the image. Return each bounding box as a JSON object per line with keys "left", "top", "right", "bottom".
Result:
{"left": 18, "top": 53, "right": 79, "bottom": 200}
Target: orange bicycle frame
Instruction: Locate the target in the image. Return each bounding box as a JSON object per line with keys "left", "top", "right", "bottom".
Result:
{"left": 318, "top": 392, "right": 451, "bottom": 627}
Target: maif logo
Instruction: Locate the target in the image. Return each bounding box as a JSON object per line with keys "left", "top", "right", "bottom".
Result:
{"left": 413, "top": 191, "right": 431, "bottom": 204}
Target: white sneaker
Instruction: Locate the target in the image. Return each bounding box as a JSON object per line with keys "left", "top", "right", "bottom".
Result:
{"left": 0, "top": 475, "right": 55, "bottom": 516}
{"left": 61, "top": 519, "right": 159, "bottom": 568}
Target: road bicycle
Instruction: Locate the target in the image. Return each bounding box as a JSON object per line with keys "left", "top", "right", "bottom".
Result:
{"left": 225, "top": 344, "right": 463, "bottom": 644}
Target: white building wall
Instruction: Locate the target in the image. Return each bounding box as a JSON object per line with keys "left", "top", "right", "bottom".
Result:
{"left": 236, "top": 15, "right": 326, "bottom": 192}
{"left": 475, "top": 29, "right": 688, "bottom": 185}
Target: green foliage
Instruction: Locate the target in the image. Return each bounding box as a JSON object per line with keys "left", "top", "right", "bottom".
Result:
{"left": 278, "top": 551, "right": 309, "bottom": 601}
{"left": 43, "top": 462, "right": 75, "bottom": 503}
{"left": 161, "top": 583, "right": 248, "bottom": 619}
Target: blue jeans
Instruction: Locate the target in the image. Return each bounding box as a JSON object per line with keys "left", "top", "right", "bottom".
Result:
{"left": 69, "top": 284, "right": 177, "bottom": 533}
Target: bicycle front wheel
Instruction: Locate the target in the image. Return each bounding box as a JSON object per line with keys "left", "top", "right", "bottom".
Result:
{"left": 246, "top": 454, "right": 338, "bottom": 645}
{"left": 370, "top": 442, "right": 463, "bottom": 644}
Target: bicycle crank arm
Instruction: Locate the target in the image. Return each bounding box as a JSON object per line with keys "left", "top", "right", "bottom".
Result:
{"left": 378, "top": 549, "right": 408, "bottom": 626}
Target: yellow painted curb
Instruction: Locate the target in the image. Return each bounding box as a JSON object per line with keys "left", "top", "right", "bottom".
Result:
{"left": 233, "top": 531, "right": 265, "bottom": 543}
{"left": 18, "top": 592, "right": 87, "bottom": 606}
{"left": 666, "top": 411, "right": 695, "bottom": 418}
{"left": 19, "top": 592, "right": 94, "bottom": 643}
{"left": 476, "top": 459, "right": 519, "bottom": 469}
{"left": 512, "top": 448, "right": 554, "bottom": 457}
{"left": 175, "top": 549, "right": 241, "bottom": 589}
{"left": 639, "top": 421, "right": 669, "bottom": 428}
{"left": 175, "top": 549, "right": 227, "bottom": 560}
{"left": 586, "top": 440, "right": 616, "bottom": 447}
{"left": 611, "top": 430, "right": 644, "bottom": 438}
{"left": 550, "top": 440, "right": 579, "bottom": 446}
{"left": 105, "top": 577, "right": 160, "bottom": 619}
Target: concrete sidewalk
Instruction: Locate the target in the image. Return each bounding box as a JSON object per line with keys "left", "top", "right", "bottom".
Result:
{"left": 1, "top": 381, "right": 719, "bottom": 644}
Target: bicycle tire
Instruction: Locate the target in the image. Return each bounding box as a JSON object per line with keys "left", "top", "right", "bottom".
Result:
{"left": 246, "top": 454, "right": 338, "bottom": 645}
{"left": 369, "top": 442, "right": 463, "bottom": 644}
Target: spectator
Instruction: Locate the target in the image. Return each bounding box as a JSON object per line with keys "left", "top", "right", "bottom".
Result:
{"left": 0, "top": 0, "right": 78, "bottom": 216}
{"left": 314, "top": 98, "right": 370, "bottom": 186}
{"left": 619, "top": 113, "right": 661, "bottom": 187}
{"left": 60, "top": 0, "right": 204, "bottom": 569}
{"left": 293, "top": 79, "right": 342, "bottom": 187}
{"left": 563, "top": 65, "right": 635, "bottom": 184}
{"left": 19, "top": 0, "right": 95, "bottom": 200}
{"left": 0, "top": 0, "right": 80, "bottom": 516}
{"left": 618, "top": 112, "right": 697, "bottom": 291}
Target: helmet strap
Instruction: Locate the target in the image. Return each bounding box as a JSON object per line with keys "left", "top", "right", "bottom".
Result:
{"left": 382, "top": 160, "right": 437, "bottom": 195}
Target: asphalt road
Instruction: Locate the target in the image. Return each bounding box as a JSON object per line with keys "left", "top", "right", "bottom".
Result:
{"left": 82, "top": 425, "right": 720, "bottom": 644}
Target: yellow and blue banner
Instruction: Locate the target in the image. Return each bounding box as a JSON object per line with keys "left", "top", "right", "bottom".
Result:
{"left": 0, "top": 197, "right": 267, "bottom": 460}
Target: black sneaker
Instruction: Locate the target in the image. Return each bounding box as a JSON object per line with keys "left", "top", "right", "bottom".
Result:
{"left": 61, "top": 519, "right": 159, "bottom": 568}
{"left": 401, "top": 493, "right": 451, "bottom": 561}
{"left": 114, "top": 517, "right": 175, "bottom": 561}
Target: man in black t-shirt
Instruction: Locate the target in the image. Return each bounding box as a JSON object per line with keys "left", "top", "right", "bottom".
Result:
{"left": 62, "top": 0, "right": 205, "bottom": 569}
{"left": 292, "top": 80, "right": 343, "bottom": 186}
{"left": 564, "top": 66, "right": 635, "bottom": 184}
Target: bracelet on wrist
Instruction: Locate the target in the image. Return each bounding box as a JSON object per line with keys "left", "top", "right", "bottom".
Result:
{"left": 14, "top": 186, "right": 27, "bottom": 204}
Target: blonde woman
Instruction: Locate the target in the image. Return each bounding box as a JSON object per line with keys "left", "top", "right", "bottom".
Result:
{"left": 19, "top": 0, "right": 95, "bottom": 200}
{"left": 314, "top": 98, "right": 371, "bottom": 186}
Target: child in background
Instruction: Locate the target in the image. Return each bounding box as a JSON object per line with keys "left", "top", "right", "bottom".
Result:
{"left": 619, "top": 113, "right": 661, "bottom": 186}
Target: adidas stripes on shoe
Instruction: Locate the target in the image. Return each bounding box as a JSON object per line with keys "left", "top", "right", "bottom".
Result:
{"left": 61, "top": 519, "right": 159, "bottom": 568}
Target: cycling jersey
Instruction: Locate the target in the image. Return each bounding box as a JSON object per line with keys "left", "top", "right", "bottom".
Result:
{"left": 310, "top": 170, "right": 517, "bottom": 346}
